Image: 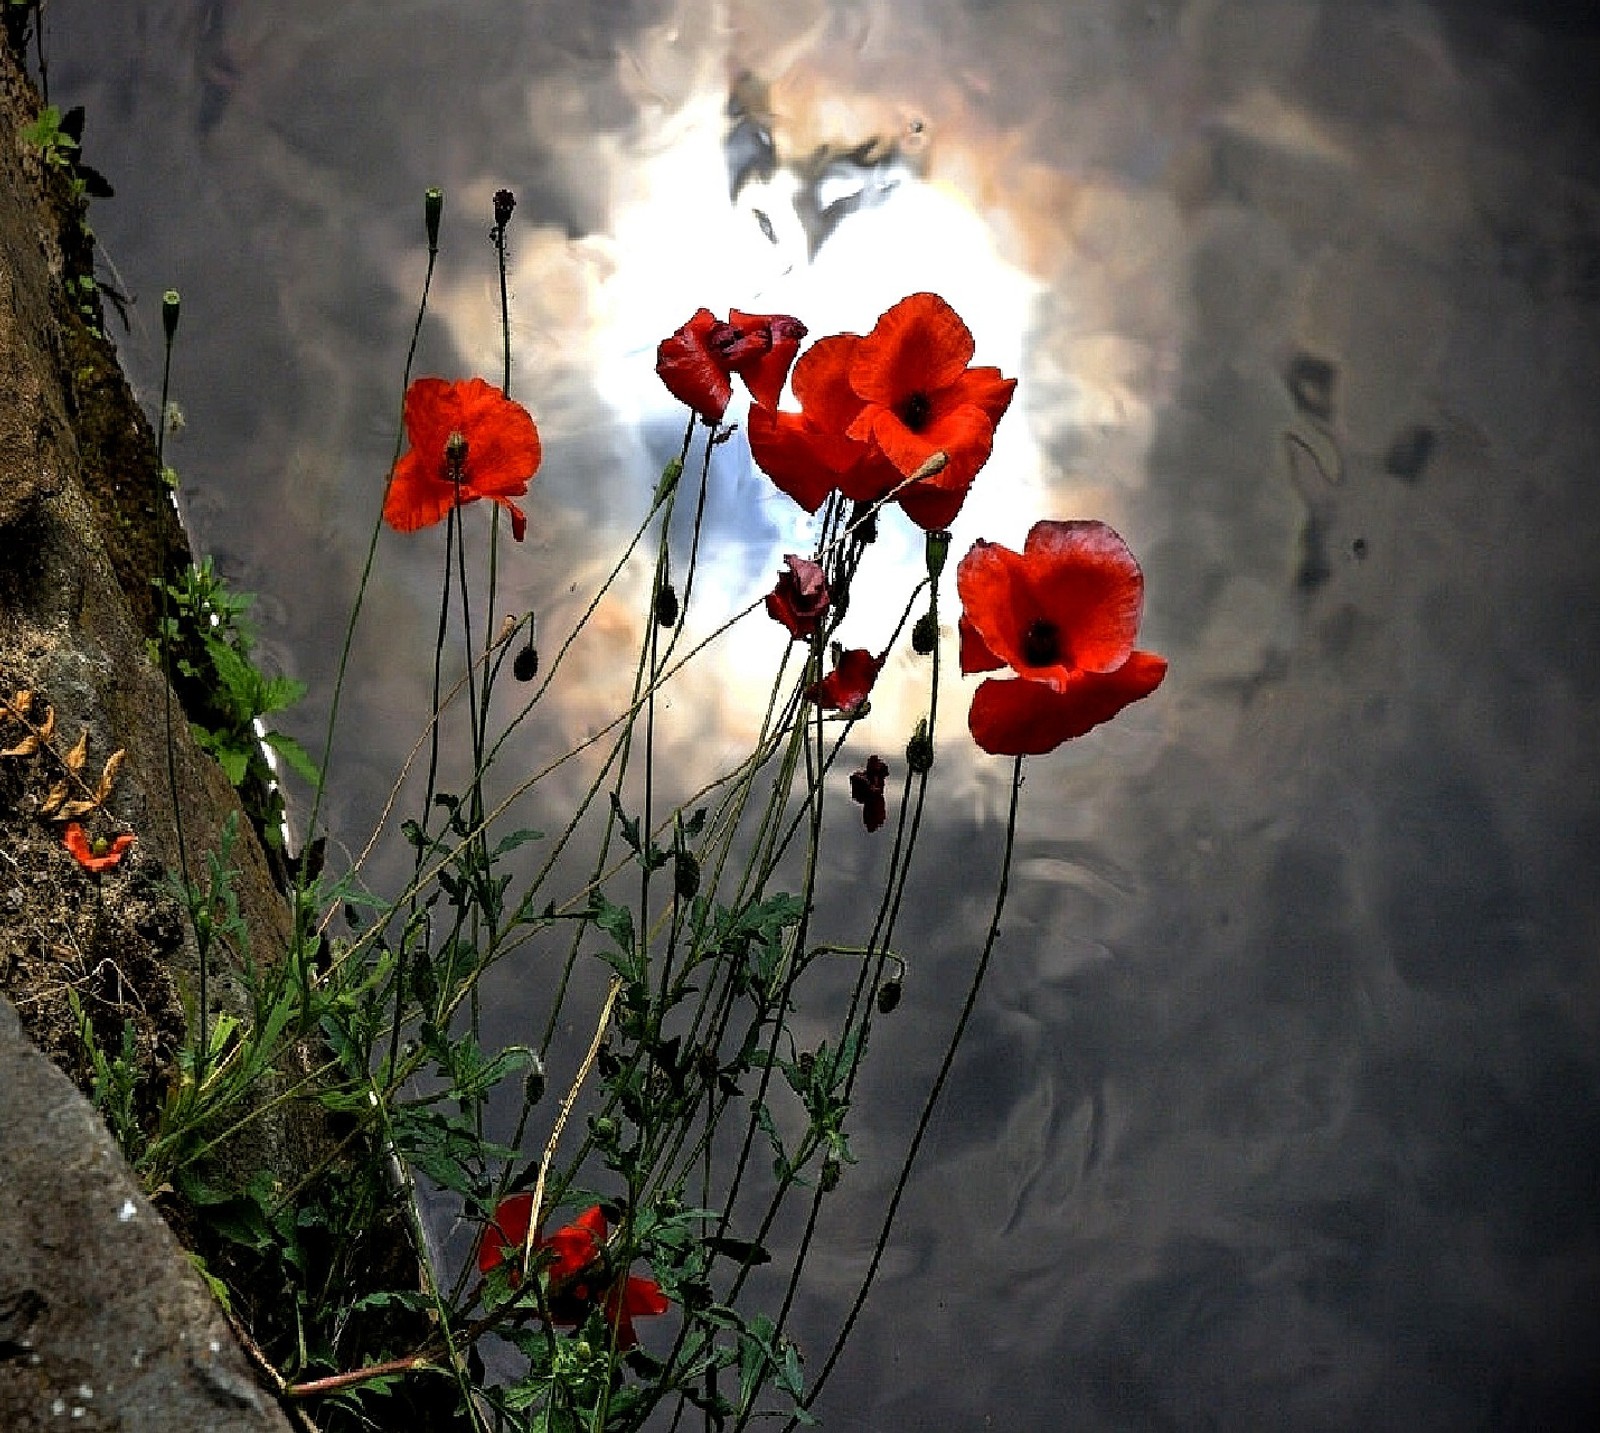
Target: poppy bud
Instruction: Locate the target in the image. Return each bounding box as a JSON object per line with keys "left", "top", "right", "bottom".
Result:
{"left": 924, "top": 529, "right": 951, "bottom": 581}
{"left": 876, "top": 978, "right": 902, "bottom": 1014}
{"left": 820, "top": 1155, "right": 841, "bottom": 1192}
{"left": 590, "top": 1115, "right": 619, "bottom": 1147}
{"left": 493, "top": 187, "right": 516, "bottom": 231}
{"left": 655, "top": 581, "right": 680, "bottom": 628}
{"left": 912, "top": 610, "right": 938, "bottom": 655}
{"left": 424, "top": 188, "right": 443, "bottom": 252}
{"left": 851, "top": 501, "right": 878, "bottom": 545}
{"left": 674, "top": 850, "right": 700, "bottom": 900}
{"left": 513, "top": 644, "right": 539, "bottom": 682}
{"left": 524, "top": 1054, "right": 547, "bottom": 1107}
{"left": 906, "top": 719, "right": 934, "bottom": 774}
{"left": 162, "top": 289, "right": 180, "bottom": 342}
{"left": 652, "top": 457, "right": 682, "bottom": 510}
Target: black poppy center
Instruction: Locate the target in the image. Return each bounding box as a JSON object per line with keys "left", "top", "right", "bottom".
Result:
{"left": 1022, "top": 619, "right": 1061, "bottom": 667}
{"left": 897, "top": 390, "right": 933, "bottom": 432}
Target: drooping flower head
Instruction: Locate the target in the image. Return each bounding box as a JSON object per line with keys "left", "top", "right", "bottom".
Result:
{"left": 384, "top": 377, "right": 542, "bottom": 541}
{"left": 477, "top": 1196, "right": 669, "bottom": 1349}
{"left": 765, "top": 554, "right": 830, "bottom": 641}
{"left": 63, "top": 822, "right": 135, "bottom": 872}
{"left": 748, "top": 293, "right": 1014, "bottom": 530}
{"left": 656, "top": 309, "right": 807, "bottom": 422}
{"left": 850, "top": 754, "right": 890, "bottom": 832}
{"left": 957, "top": 520, "right": 1166, "bottom": 755}
{"left": 807, "top": 647, "right": 884, "bottom": 715}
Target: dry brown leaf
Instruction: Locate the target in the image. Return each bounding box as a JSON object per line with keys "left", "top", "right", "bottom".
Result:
{"left": 63, "top": 729, "right": 89, "bottom": 773}
{"left": 96, "top": 748, "right": 126, "bottom": 801}
{"left": 57, "top": 798, "right": 101, "bottom": 821}
{"left": 1, "top": 734, "right": 40, "bottom": 758}
{"left": 39, "top": 778, "right": 69, "bottom": 815}
{"left": 2, "top": 689, "right": 31, "bottom": 720}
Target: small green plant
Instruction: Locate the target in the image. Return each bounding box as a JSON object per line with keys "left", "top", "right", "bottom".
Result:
{"left": 21, "top": 103, "right": 113, "bottom": 204}
{"left": 68, "top": 988, "right": 144, "bottom": 1162}
{"left": 152, "top": 556, "right": 319, "bottom": 844}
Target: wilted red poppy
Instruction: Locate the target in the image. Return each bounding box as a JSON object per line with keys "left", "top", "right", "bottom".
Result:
{"left": 748, "top": 294, "right": 1013, "bottom": 530}
{"left": 384, "top": 378, "right": 541, "bottom": 541}
{"left": 807, "top": 647, "right": 884, "bottom": 714}
{"left": 956, "top": 520, "right": 1166, "bottom": 755}
{"left": 477, "top": 1197, "right": 669, "bottom": 1349}
{"left": 63, "top": 822, "right": 135, "bottom": 872}
{"left": 656, "top": 308, "right": 806, "bottom": 422}
{"left": 850, "top": 754, "right": 890, "bottom": 832}
{"left": 765, "top": 554, "right": 830, "bottom": 640}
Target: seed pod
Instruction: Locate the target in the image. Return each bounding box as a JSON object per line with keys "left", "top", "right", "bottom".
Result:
{"left": 655, "top": 581, "right": 680, "bottom": 628}
{"left": 424, "top": 189, "right": 444, "bottom": 252}
{"left": 876, "top": 978, "right": 902, "bottom": 1014}
{"left": 912, "top": 610, "right": 938, "bottom": 655}
{"left": 906, "top": 720, "right": 934, "bottom": 774}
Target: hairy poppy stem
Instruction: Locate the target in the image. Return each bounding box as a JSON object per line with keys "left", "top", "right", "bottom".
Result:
{"left": 789, "top": 753, "right": 1025, "bottom": 1426}
{"left": 153, "top": 288, "right": 205, "bottom": 1080}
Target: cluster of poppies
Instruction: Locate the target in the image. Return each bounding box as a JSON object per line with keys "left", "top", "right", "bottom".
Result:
{"left": 476, "top": 1195, "right": 668, "bottom": 1350}
{"left": 382, "top": 291, "right": 1166, "bottom": 776}
{"left": 392, "top": 294, "right": 1167, "bottom": 1349}
{"left": 651, "top": 291, "right": 1166, "bottom": 761}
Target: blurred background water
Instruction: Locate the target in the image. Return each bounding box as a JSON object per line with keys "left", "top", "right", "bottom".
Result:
{"left": 43, "top": 1, "right": 1600, "bottom": 1427}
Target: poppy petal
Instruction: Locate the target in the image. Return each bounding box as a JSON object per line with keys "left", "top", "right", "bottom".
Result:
{"left": 945, "top": 366, "right": 1018, "bottom": 427}
{"left": 967, "top": 654, "right": 1167, "bottom": 755}
{"left": 957, "top": 612, "right": 1006, "bottom": 674}
{"left": 747, "top": 406, "right": 851, "bottom": 513}
{"left": 656, "top": 309, "right": 734, "bottom": 421}
{"left": 850, "top": 293, "right": 976, "bottom": 403}
{"left": 449, "top": 378, "right": 542, "bottom": 499}
{"left": 956, "top": 537, "right": 1045, "bottom": 673}
{"left": 807, "top": 648, "right": 884, "bottom": 712}
{"left": 790, "top": 333, "right": 868, "bottom": 431}
{"left": 478, "top": 1191, "right": 534, "bottom": 1273}
{"left": 1024, "top": 520, "right": 1144, "bottom": 673}
{"left": 729, "top": 310, "right": 807, "bottom": 408}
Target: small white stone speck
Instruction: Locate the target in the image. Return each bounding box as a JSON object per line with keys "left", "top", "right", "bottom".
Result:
{"left": 51, "top": 1397, "right": 66, "bottom": 1416}
{"left": 71, "top": 1409, "right": 85, "bottom": 1421}
{"left": 117, "top": 1198, "right": 137, "bottom": 1222}
{"left": 208, "top": 1339, "right": 220, "bottom": 1355}
{"left": 76, "top": 1384, "right": 93, "bottom": 1400}
{"left": 131, "top": 1349, "right": 143, "bottom": 1368}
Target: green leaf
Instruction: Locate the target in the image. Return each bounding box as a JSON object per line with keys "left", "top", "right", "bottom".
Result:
{"left": 263, "top": 729, "right": 321, "bottom": 785}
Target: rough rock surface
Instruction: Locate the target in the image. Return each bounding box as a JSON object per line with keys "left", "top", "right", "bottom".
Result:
{"left": 0, "top": 33, "right": 295, "bottom": 1433}
{"left": 0, "top": 995, "right": 294, "bottom": 1432}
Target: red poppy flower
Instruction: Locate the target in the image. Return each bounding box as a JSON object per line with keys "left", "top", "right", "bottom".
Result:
{"left": 63, "top": 823, "right": 135, "bottom": 872}
{"left": 477, "top": 1197, "right": 669, "bottom": 1349}
{"left": 748, "top": 294, "right": 1013, "bottom": 530}
{"left": 655, "top": 309, "right": 807, "bottom": 422}
{"left": 384, "top": 378, "right": 542, "bottom": 541}
{"left": 765, "top": 555, "right": 830, "bottom": 640}
{"left": 845, "top": 293, "right": 1015, "bottom": 529}
{"left": 807, "top": 647, "right": 884, "bottom": 714}
{"left": 850, "top": 754, "right": 890, "bottom": 832}
{"left": 956, "top": 520, "right": 1167, "bottom": 755}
